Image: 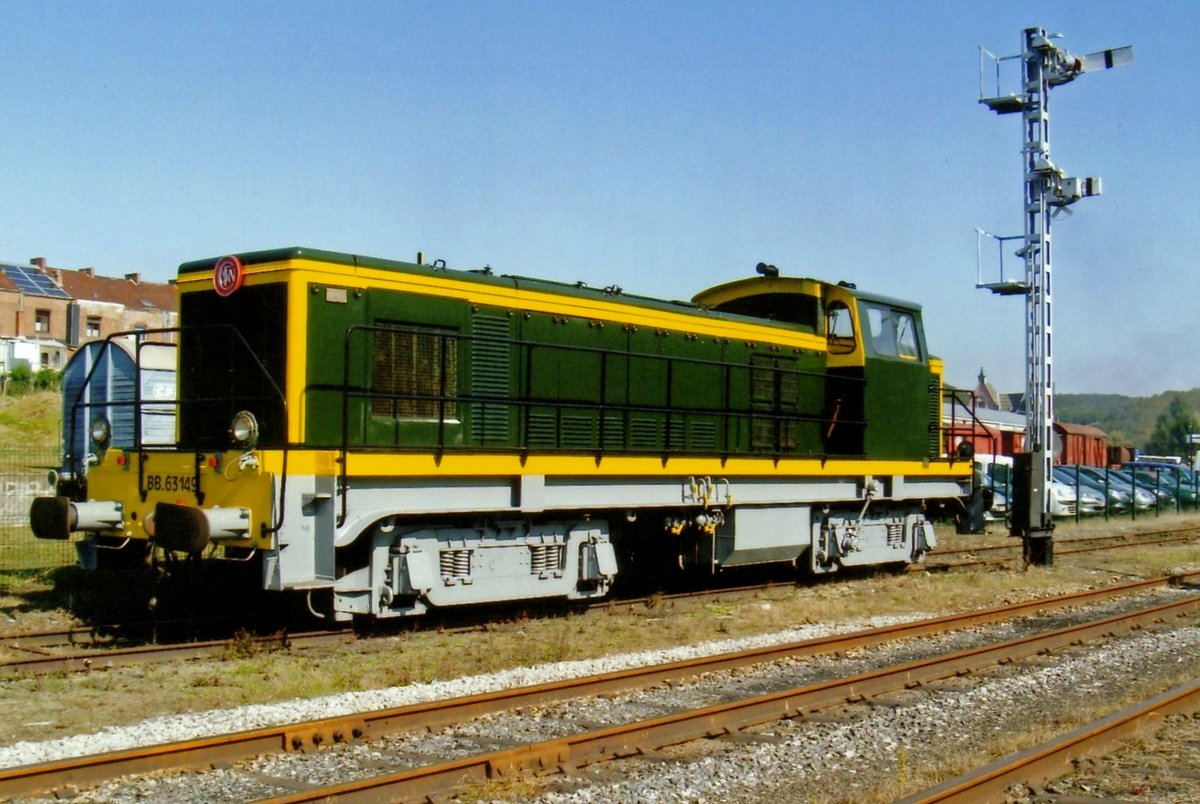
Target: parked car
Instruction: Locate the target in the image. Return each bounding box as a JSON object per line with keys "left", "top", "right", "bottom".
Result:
{"left": 1125, "top": 469, "right": 1198, "bottom": 509}
{"left": 1124, "top": 462, "right": 1199, "bottom": 494}
{"left": 1123, "top": 460, "right": 1192, "bottom": 480}
{"left": 973, "top": 455, "right": 1082, "bottom": 517}
{"left": 1075, "top": 466, "right": 1156, "bottom": 510}
{"left": 1112, "top": 469, "right": 1175, "bottom": 509}
{"left": 1054, "top": 465, "right": 1131, "bottom": 511}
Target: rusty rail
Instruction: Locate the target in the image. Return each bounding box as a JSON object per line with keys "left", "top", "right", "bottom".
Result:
{"left": 931, "top": 531, "right": 1198, "bottom": 569}
{"left": 0, "top": 629, "right": 355, "bottom": 676}
{"left": 899, "top": 678, "right": 1200, "bottom": 803}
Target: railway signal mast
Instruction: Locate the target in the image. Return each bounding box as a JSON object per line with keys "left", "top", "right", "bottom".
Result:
{"left": 977, "top": 27, "right": 1131, "bottom": 565}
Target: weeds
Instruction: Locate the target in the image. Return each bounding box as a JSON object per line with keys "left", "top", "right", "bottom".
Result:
{"left": 222, "top": 629, "right": 260, "bottom": 660}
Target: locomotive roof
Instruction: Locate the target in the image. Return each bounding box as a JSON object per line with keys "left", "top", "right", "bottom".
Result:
{"left": 177, "top": 246, "right": 920, "bottom": 326}
{"left": 691, "top": 274, "right": 923, "bottom": 314}
{"left": 178, "top": 246, "right": 698, "bottom": 309}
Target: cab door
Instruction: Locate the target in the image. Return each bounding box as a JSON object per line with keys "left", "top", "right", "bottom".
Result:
{"left": 822, "top": 285, "right": 866, "bottom": 456}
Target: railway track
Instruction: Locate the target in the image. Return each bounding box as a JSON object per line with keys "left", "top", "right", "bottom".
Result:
{"left": 2, "top": 570, "right": 1197, "bottom": 800}
{"left": 0, "top": 584, "right": 765, "bottom": 676}
{"left": 269, "top": 593, "right": 1200, "bottom": 801}
{"left": 900, "top": 678, "right": 1200, "bottom": 803}
{"left": 0, "top": 625, "right": 109, "bottom": 652}
{"left": 0, "top": 628, "right": 357, "bottom": 675}
{"left": 3, "top": 524, "right": 1196, "bottom": 676}
{"left": 929, "top": 526, "right": 1200, "bottom": 568}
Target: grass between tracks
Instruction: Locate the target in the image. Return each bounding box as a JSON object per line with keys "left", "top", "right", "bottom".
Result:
{"left": 1, "top": 515, "right": 1199, "bottom": 752}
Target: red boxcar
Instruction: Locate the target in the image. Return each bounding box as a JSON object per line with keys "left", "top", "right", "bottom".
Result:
{"left": 1055, "top": 422, "right": 1108, "bottom": 467}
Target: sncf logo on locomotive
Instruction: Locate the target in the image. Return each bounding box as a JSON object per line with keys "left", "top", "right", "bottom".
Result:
{"left": 213, "top": 255, "right": 245, "bottom": 297}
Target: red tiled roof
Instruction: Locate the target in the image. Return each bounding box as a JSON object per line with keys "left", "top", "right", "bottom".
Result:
{"left": 55, "top": 269, "right": 177, "bottom": 312}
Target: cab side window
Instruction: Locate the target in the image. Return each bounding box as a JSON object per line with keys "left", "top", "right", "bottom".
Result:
{"left": 826, "top": 301, "right": 856, "bottom": 354}
{"left": 864, "top": 304, "right": 921, "bottom": 361}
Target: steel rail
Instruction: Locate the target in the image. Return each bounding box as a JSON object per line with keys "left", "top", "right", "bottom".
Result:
{"left": 939, "top": 526, "right": 1199, "bottom": 556}
{"left": 0, "top": 626, "right": 107, "bottom": 652}
{"left": 0, "top": 629, "right": 354, "bottom": 676}
{"left": 2, "top": 571, "right": 1197, "bottom": 800}
{"left": 931, "top": 532, "right": 1198, "bottom": 569}
{"left": 899, "top": 678, "right": 1200, "bottom": 803}
{"left": 261, "top": 594, "right": 1200, "bottom": 803}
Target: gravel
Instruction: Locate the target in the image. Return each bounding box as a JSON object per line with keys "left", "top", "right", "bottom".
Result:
{"left": 538, "top": 626, "right": 1200, "bottom": 803}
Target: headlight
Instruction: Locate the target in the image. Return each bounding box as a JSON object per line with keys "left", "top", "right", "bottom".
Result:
{"left": 90, "top": 416, "right": 112, "bottom": 450}
{"left": 229, "top": 410, "right": 259, "bottom": 449}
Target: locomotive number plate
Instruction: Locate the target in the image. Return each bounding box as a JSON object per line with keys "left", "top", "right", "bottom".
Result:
{"left": 145, "top": 474, "right": 197, "bottom": 493}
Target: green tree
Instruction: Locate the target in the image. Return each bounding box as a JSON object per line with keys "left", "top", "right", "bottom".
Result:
{"left": 1145, "top": 395, "right": 1197, "bottom": 456}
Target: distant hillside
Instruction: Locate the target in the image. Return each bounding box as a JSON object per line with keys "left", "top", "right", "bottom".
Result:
{"left": 1056, "top": 388, "right": 1200, "bottom": 449}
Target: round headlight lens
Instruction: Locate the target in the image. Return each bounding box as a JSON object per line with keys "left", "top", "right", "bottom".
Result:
{"left": 229, "top": 410, "right": 259, "bottom": 449}
{"left": 90, "top": 416, "right": 112, "bottom": 449}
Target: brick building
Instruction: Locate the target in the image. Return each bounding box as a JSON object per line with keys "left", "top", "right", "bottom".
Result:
{"left": 0, "top": 257, "right": 176, "bottom": 373}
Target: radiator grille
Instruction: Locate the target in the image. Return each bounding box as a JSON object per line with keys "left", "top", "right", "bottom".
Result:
{"left": 629, "top": 417, "right": 663, "bottom": 450}
{"left": 470, "top": 314, "right": 512, "bottom": 443}
{"left": 372, "top": 325, "right": 457, "bottom": 419}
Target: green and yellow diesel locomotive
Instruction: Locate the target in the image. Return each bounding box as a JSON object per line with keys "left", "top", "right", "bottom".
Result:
{"left": 32, "top": 248, "right": 971, "bottom": 620}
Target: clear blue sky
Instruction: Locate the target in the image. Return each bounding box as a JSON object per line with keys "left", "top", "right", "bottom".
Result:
{"left": 2, "top": 1, "right": 1195, "bottom": 397}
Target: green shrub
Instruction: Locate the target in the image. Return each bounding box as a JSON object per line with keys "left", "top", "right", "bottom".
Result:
{"left": 3, "top": 365, "right": 59, "bottom": 395}
{"left": 6, "top": 365, "right": 32, "bottom": 394}
{"left": 34, "top": 368, "right": 60, "bottom": 391}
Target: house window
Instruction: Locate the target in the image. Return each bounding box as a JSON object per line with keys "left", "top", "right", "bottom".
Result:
{"left": 86, "top": 316, "right": 102, "bottom": 338}
{"left": 40, "top": 352, "right": 49, "bottom": 367}
{"left": 35, "top": 310, "right": 50, "bottom": 333}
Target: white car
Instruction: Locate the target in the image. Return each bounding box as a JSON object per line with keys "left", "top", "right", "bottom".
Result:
{"left": 974, "top": 455, "right": 1091, "bottom": 517}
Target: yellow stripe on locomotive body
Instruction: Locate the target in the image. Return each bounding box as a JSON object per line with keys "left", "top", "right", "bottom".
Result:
{"left": 264, "top": 451, "right": 960, "bottom": 479}
{"left": 39, "top": 247, "right": 970, "bottom": 622}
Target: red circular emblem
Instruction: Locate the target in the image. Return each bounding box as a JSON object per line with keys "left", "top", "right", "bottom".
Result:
{"left": 213, "top": 255, "right": 244, "bottom": 297}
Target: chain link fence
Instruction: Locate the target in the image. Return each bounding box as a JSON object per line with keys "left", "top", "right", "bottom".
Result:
{"left": 0, "top": 440, "right": 70, "bottom": 592}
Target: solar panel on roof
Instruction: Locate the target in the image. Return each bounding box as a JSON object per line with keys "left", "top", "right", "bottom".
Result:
{"left": 2, "top": 265, "right": 70, "bottom": 299}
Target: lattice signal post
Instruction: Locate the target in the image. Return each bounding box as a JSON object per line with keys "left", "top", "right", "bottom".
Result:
{"left": 978, "top": 27, "right": 1131, "bottom": 565}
